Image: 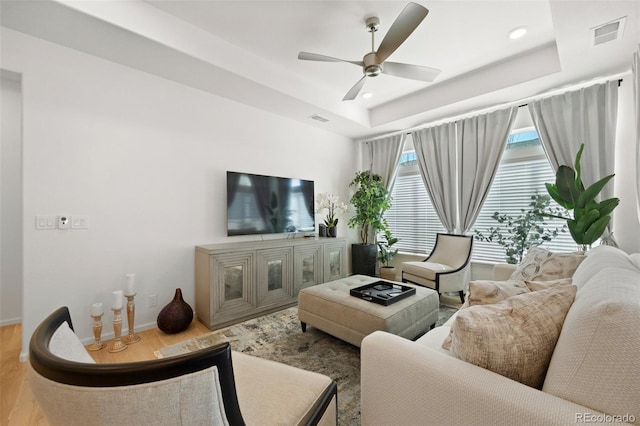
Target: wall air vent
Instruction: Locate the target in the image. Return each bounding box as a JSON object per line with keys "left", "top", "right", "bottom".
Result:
{"left": 590, "top": 17, "right": 626, "bottom": 46}
{"left": 308, "top": 114, "right": 329, "bottom": 123}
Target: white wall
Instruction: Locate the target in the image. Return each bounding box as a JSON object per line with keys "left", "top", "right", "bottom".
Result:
{"left": 2, "top": 28, "right": 357, "bottom": 358}
{"left": 1, "top": 71, "right": 23, "bottom": 325}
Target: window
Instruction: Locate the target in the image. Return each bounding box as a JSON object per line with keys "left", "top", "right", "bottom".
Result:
{"left": 471, "top": 130, "right": 575, "bottom": 262}
{"left": 383, "top": 129, "right": 576, "bottom": 262}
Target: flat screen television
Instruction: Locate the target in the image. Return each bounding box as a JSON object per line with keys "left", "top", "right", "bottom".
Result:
{"left": 226, "top": 171, "right": 315, "bottom": 236}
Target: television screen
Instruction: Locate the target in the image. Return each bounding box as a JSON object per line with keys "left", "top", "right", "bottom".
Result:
{"left": 226, "top": 171, "right": 315, "bottom": 236}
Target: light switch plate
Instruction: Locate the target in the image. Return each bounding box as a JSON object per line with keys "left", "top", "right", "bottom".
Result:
{"left": 36, "top": 216, "right": 56, "bottom": 230}
{"left": 71, "top": 215, "right": 89, "bottom": 229}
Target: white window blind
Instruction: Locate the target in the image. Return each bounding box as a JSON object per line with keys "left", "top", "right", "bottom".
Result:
{"left": 385, "top": 156, "right": 446, "bottom": 254}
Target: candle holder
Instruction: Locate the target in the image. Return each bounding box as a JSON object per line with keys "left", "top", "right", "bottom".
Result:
{"left": 88, "top": 313, "right": 107, "bottom": 351}
{"left": 109, "top": 308, "right": 127, "bottom": 353}
{"left": 124, "top": 294, "right": 141, "bottom": 344}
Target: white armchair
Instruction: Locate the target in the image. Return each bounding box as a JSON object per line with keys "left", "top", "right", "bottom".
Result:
{"left": 401, "top": 233, "right": 473, "bottom": 303}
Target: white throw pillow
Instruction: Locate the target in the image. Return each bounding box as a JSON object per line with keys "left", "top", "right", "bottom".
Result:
{"left": 49, "top": 321, "right": 96, "bottom": 363}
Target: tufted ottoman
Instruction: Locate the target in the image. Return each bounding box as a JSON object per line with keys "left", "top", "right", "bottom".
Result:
{"left": 298, "top": 275, "right": 439, "bottom": 347}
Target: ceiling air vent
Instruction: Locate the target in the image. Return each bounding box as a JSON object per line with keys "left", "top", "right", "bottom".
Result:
{"left": 590, "top": 17, "right": 626, "bottom": 46}
{"left": 308, "top": 114, "right": 329, "bottom": 123}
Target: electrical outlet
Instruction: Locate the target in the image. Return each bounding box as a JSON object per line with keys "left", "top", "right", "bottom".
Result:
{"left": 57, "top": 215, "right": 70, "bottom": 229}
{"left": 149, "top": 294, "right": 157, "bottom": 308}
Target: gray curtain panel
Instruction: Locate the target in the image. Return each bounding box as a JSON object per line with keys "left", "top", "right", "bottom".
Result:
{"left": 528, "top": 80, "right": 619, "bottom": 245}
{"left": 458, "top": 106, "right": 518, "bottom": 233}
{"left": 634, "top": 45, "right": 640, "bottom": 218}
{"left": 367, "top": 133, "right": 406, "bottom": 190}
{"left": 412, "top": 122, "right": 458, "bottom": 233}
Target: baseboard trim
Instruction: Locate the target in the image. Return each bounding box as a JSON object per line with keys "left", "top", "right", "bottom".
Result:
{"left": 0, "top": 317, "right": 22, "bottom": 327}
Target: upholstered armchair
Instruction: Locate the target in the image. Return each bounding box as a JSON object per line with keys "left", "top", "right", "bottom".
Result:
{"left": 401, "top": 233, "right": 473, "bottom": 303}
{"left": 29, "top": 307, "right": 337, "bottom": 426}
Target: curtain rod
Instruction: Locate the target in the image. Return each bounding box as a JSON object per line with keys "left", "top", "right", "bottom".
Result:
{"left": 362, "top": 77, "right": 624, "bottom": 142}
{"left": 515, "top": 78, "right": 623, "bottom": 109}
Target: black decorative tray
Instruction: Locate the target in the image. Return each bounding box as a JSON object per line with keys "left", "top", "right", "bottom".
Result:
{"left": 350, "top": 281, "right": 416, "bottom": 306}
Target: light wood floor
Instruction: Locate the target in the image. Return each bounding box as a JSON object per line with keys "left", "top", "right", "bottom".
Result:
{"left": 1, "top": 319, "right": 211, "bottom": 426}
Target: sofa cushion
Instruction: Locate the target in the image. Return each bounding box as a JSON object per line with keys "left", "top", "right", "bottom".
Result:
{"left": 232, "top": 351, "right": 336, "bottom": 425}
{"left": 509, "top": 247, "right": 585, "bottom": 282}
{"left": 543, "top": 247, "right": 640, "bottom": 420}
{"left": 49, "top": 321, "right": 96, "bottom": 364}
{"left": 401, "top": 261, "right": 453, "bottom": 281}
{"left": 571, "top": 245, "right": 640, "bottom": 288}
{"left": 449, "top": 285, "right": 576, "bottom": 389}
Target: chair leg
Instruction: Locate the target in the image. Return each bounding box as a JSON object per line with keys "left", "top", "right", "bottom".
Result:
{"left": 458, "top": 291, "right": 465, "bottom": 304}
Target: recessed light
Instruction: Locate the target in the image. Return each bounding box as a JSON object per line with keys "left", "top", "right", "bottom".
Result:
{"left": 362, "top": 92, "right": 373, "bottom": 99}
{"left": 508, "top": 26, "right": 527, "bottom": 40}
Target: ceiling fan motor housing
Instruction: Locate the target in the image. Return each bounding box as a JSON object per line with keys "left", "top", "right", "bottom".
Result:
{"left": 363, "top": 52, "right": 382, "bottom": 76}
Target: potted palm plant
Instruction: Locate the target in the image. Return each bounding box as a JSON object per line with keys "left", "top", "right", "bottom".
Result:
{"left": 348, "top": 171, "right": 392, "bottom": 276}
{"left": 377, "top": 229, "right": 399, "bottom": 280}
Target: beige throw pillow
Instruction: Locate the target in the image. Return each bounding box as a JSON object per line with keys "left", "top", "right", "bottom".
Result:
{"left": 441, "top": 280, "right": 530, "bottom": 350}
{"left": 509, "top": 247, "right": 585, "bottom": 281}
{"left": 467, "top": 279, "right": 531, "bottom": 306}
{"left": 449, "top": 285, "right": 577, "bottom": 389}
{"left": 525, "top": 277, "right": 573, "bottom": 292}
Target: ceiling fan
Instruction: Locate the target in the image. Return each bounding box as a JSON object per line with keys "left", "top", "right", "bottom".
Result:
{"left": 298, "top": 2, "right": 441, "bottom": 101}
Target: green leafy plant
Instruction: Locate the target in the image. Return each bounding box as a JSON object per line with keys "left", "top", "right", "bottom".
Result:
{"left": 474, "top": 193, "right": 566, "bottom": 264}
{"left": 377, "top": 229, "right": 399, "bottom": 267}
{"left": 348, "top": 171, "right": 392, "bottom": 245}
{"left": 544, "top": 143, "right": 619, "bottom": 249}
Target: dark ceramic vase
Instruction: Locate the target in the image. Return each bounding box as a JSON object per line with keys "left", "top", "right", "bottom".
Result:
{"left": 157, "top": 288, "right": 193, "bottom": 334}
{"left": 328, "top": 226, "right": 337, "bottom": 237}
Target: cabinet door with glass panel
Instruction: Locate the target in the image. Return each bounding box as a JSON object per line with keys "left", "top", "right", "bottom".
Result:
{"left": 256, "top": 247, "right": 295, "bottom": 308}
{"left": 294, "top": 244, "right": 323, "bottom": 293}
{"left": 323, "top": 240, "right": 346, "bottom": 282}
{"left": 210, "top": 251, "right": 256, "bottom": 327}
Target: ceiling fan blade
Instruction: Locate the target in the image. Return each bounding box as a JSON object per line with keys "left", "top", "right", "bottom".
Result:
{"left": 375, "top": 2, "right": 428, "bottom": 64}
{"left": 298, "top": 52, "right": 363, "bottom": 66}
{"left": 383, "top": 62, "right": 441, "bottom": 82}
{"left": 343, "top": 76, "right": 367, "bottom": 101}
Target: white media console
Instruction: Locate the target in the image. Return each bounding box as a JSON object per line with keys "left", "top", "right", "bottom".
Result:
{"left": 195, "top": 237, "right": 347, "bottom": 329}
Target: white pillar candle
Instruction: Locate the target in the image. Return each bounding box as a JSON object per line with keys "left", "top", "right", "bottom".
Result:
{"left": 91, "top": 302, "right": 103, "bottom": 316}
{"left": 125, "top": 273, "right": 135, "bottom": 295}
{"left": 112, "top": 290, "right": 123, "bottom": 310}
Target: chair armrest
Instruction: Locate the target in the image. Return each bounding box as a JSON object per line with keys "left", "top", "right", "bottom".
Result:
{"left": 493, "top": 263, "right": 517, "bottom": 280}
{"left": 361, "top": 331, "right": 609, "bottom": 426}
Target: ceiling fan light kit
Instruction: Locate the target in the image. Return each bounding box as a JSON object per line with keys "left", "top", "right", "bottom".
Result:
{"left": 298, "top": 2, "right": 441, "bottom": 101}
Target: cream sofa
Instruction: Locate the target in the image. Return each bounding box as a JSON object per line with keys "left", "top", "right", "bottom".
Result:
{"left": 361, "top": 245, "right": 640, "bottom": 425}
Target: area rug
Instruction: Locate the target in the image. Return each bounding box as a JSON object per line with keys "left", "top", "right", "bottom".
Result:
{"left": 156, "top": 304, "right": 458, "bottom": 426}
